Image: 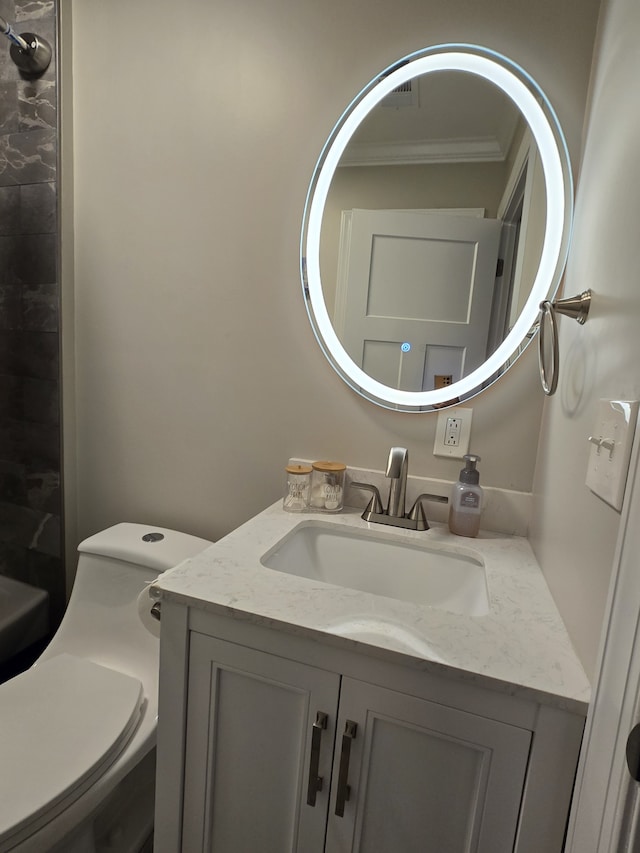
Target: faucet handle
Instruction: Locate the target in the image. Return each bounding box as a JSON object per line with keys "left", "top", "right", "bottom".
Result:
{"left": 408, "top": 493, "right": 448, "bottom": 531}
{"left": 351, "top": 482, "right": 384, "bottom": 515}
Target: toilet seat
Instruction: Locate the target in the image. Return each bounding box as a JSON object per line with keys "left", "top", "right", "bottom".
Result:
{"left": 0, "top": 654, "right": 144, "bottom": 851}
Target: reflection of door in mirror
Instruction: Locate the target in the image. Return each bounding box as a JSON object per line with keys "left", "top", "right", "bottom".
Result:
{"left": 333, "top": 209, "right": 501, "bottom": 391}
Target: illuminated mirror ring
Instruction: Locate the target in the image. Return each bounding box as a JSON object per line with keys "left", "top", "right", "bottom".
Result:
{"left": 301, "top": 44, "right": 573, "bottom": 412}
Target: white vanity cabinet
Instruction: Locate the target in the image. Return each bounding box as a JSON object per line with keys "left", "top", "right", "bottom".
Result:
{"left": 154, "top": 604, "right": 585, "bottom": 853}
{"left": 177, "top": 632, "right": 529, "bottom": 853}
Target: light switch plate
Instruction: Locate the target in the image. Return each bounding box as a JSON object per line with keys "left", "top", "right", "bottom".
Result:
{"left": 433, "top": 407, "right": 473, "bottom": 458}
{"left": 585, "top": 399, "right": 639, "bottom": 510}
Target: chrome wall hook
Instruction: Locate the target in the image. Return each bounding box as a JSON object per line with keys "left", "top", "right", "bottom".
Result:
{"left": 0, "top": 15, "right": 51, "bottom": 76}
{"left": 539, "top": 290, "right": 592, "bottom": 395}
{"left": 552, "top": 290, "right": 592, "bottom": 325}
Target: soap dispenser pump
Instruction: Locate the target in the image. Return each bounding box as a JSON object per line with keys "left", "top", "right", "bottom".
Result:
{"left": 449, "top": 454, "right": 483, "bottom": 538}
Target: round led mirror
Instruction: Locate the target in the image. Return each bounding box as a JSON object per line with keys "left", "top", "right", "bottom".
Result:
{"left": 301, "top": 43, "right": 572, "bottom": 412}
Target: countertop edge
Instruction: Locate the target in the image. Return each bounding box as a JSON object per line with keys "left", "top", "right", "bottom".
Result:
{"left": 153, "top": 583, "right": 590, "bottom": 716}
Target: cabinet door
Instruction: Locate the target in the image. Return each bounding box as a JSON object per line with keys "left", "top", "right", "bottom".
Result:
{"left": 326, "top": 678, "right": 531, "bottom": 853}
{"left": 181, "top": 632, "right": 340, "bottom": 853}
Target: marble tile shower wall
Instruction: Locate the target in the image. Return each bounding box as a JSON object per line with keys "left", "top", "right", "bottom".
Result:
{"left": 0, "top": 0, "right": 62, "bottom": 626}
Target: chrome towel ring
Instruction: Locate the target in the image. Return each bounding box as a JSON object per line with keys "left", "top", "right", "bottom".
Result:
{"left": 539, "top": 290, "right": 592, "bottom": 395}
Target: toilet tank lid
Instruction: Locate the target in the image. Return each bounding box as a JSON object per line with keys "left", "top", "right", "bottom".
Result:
{"left": 78, "top": 523, "right": 214, "bottom": 572}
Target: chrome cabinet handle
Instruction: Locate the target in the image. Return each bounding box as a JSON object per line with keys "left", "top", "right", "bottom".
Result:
{"left": 335, "top": 720, "right": 357, "bottom": 817}
{"left": 626, "top": 724, "right": 640, "bottom": 781}
{"left": 307, "top": 711, "right": 328, "bottom": 807}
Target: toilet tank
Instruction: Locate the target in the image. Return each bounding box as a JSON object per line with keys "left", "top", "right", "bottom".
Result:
{"left": 77, "top": 522, "right": 213, "bottom": 573}
{"left": 38, "top": 523, "right": 213, "bottom": 682}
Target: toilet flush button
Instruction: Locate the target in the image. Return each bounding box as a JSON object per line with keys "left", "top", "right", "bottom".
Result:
{"left": 142, "top": 532, "right": 165, "bottom": 543}
{"left": 586, "top": 399, "right": 639, "bottom": 510}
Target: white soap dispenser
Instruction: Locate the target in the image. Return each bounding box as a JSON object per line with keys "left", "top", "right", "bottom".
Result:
{"left": 449, "top": 454, "right": 483, "bottom": 538}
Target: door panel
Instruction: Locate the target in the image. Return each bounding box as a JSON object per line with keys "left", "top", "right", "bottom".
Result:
{"left": 357, "top": 714, "right": 488, "bottom": 851}
{"left": 335, "top": 210, "right": 502, "bottom": 391}
{"left": 327, "top": 678, "right": 531, "bottom": 853}
{"left": 182, "top": 633, "right": 340, "bottom": 853}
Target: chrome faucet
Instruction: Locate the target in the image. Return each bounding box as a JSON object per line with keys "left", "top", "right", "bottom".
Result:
{"left": 385, "top": 447, "right": 408, "bottom": 518}
{"left": 352, "top": 447, "right": 448, "bottom": 532}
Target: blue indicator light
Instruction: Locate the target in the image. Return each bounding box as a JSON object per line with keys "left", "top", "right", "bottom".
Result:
{"left": 400, "top": 342, "right": 411, "bottom": 353}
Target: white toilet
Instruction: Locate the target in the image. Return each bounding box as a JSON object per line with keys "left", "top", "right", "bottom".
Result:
{"left": 0, "top": 522, "right": 213, "bottom": 853}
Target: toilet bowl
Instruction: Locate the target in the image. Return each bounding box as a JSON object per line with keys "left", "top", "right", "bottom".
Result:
{"left": 0, "top": 522, "right": 213, "bottom": 853}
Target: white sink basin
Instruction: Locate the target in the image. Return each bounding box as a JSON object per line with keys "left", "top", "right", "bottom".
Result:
{"left": 261, "top": 522, "right": 489, "bottom": 617}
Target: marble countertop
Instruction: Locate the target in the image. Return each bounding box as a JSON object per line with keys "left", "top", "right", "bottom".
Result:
{"left": 151, "top": 502, "right": 591, "bottom": 714}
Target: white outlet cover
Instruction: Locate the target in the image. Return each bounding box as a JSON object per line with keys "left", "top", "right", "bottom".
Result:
{"left": 585, "top": 399, "right": 639, "bottom": 510}
{"left": 434, "top": 407, "right": 473, "bottom": 458}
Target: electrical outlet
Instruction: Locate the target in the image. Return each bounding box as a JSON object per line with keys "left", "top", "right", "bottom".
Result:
{"left": 434, "top": 374, "right": 453, "bottom": 389}
{"left": 434, "top": 407, "right": 473, "bottom": 458}
{"left": 445, "top": 417, "right": 462, "bottom": 446}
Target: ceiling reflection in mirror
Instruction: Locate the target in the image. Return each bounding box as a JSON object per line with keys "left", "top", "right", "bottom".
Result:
{"left": 302, "top": 45, "right": 572, "bottom": 412}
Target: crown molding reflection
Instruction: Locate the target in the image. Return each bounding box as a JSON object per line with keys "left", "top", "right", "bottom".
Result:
{"left": 339, "top": 135, "right": 508, "bottom": 167}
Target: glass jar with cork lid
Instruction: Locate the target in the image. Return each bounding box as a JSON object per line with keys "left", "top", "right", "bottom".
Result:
{"left": 310, "top": 461, "right": 346, "bottom": 512}
{"left": 283, "top": 464, "right": 312, "bottom": 512}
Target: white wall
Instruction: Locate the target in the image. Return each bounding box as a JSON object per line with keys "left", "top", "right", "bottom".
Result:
{"left": 530, "top": 0, "right": 640, "bottom": 679}
{"left": 64, "top": 1, "right": 599, "bottom": 582}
